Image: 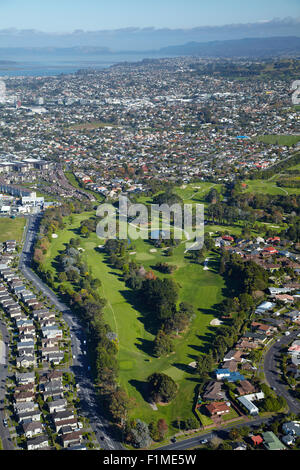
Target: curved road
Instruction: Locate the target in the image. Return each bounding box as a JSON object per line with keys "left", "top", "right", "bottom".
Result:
{"left": 19, "top": 214, "right": 123, "bottom": 450}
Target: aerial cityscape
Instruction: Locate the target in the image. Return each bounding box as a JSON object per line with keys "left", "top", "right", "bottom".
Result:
{"left": 0, "top": 0, "right": 300, "bottom": 459}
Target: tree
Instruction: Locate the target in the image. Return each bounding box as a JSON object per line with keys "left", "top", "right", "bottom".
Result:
{"left": 108, "top": 388, "right": 133, "bottom": 426}
{"left": 141, "top": 278, "right": 179, "bottom": 321}
{"left": 184, "top": 417, "right": 199, "bottom": 430}
{"left": 130, "top": 419, "right": 152, "bottom": 448}
{"left": 80, "top": 225, "right": 89, "bottom": 237}
{"left": 58, "top": 272, "right": 67, "bottom": 283}
{"left": 147, "top": 372, "right": 177, "bottom": 403}
{"left": 157, "top": 419, "right": 168, "bottom": 440}
{"left": 153, "top": 330, "right": 174, "bottom": 357}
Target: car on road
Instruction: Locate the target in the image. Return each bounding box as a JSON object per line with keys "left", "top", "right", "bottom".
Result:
{"left": 199, "top": 439, "right": 208, "bottom": 444}
{"left": 285, "top": 331, "right": 291, "bottom": 336}
{"left": 3, "top": 419, "right": 8, "bottom": 427}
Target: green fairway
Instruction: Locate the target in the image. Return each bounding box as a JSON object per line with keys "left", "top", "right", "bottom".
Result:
{"left": 43, "top": 210, "right": 225, "bottom": 432}
{"left": 173, "top": 182, "right": 223, "bottom": 205}
{"left": 0, "top": 217, "right": 26, "bottom": 243}
{"left": 242, "top": 179, "right": 300, "bottom": 196}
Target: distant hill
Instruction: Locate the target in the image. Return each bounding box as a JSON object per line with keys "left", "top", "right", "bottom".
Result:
{"left": 0, "top": 37, "right": 300, "bottom": 62}
{"left": 159, "top": 36, "right": 300, "bottom": 58}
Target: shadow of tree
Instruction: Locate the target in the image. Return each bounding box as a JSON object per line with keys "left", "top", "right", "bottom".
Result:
{"left": 129, "top": 379, "right": 150, "bottom": 403}
{"left": 134, "top": 337, "right": 155, "bottom": 357}
{"left": 172, "top": 362, "right": 197, "bottom": 375}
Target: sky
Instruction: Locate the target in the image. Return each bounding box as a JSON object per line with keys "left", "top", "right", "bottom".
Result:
{"left": 0, "top": 0, "right": 299, "bottom": 32}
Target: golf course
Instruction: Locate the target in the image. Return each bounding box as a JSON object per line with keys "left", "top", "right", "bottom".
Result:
{"left": 42, "top": 204, "right": 226, "bottom": 430}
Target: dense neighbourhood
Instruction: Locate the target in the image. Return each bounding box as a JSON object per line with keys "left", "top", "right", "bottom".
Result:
{"left": 0, "top": 236, "right": 99, "bottom": 449}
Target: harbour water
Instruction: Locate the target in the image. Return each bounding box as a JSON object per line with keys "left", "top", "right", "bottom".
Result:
{"left": 0, "top": 51, "right": 176, "bottom": 77}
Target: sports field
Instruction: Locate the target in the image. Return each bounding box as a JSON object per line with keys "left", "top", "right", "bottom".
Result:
{"left": 255, "top": 134, "right": 300, "bottom": 147}
{"left": 0, "top": 217, "right": 26, "bottom": 243}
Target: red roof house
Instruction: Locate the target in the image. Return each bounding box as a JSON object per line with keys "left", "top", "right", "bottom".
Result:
{"left": 251, "top": 435, "right": 263, "bottom": 446}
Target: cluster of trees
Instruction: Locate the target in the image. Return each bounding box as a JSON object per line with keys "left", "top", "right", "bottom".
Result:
{"left": 140, "top": 278, "right": 196, "bottom": 357}
{"left": 219, "top": 252, "right": 269, "bottom": 294}
{"left": 218, "top": 182, "right": 300, "bottom": 227}
{"left": 102, "top": 237, "right": 195, "bottom": 358}
{"left": 104, "top": 238, "right": 130, "bottom": 270}
{"left": 33, "top": 200, "right": 95, "bottom": 268}
{"left": 79, "top": 217, "right": 99, "bottom": 237}
{"left": 259, "top": 383, "right": 287, "bottom": 413}
{"left": 286, "top": 218, "right": 300, "bottom": 243}
{"left": 152, "top": 190, "right": 183, "bottom": 207}
{"left": 154, "top": 262, "right": 177, "bottom": 274}
{"left": 196, "top": 253, "right": 264, "bottom": 379}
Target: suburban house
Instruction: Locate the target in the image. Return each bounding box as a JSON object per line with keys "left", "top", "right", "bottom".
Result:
{"left": 262, "top": 431, "right": 286, "bottom": 451}
{"left": 223, "top": 350, "right": 243, "bottom": 362}
{"left": 27, "top": 434, "right": 50, "bottom": 450}
{"left": 236, "top": 380, "right": 256, "bottom": 396}
{"left": 237, "top": 392, "right": 264, "bottom": 416}
{"left": 15, "top": 372, "right": 35, "bottom": 385}
{"left": 60, "top": 430, "right": 83, "bottom": 448}
{"left": 48, "top": 399, "right": 68, "bottom": 414}
{"left": 250, "top": 435, "right": 263, "bottom": 446}
{"left": 202, "top": 381, "right": 225, "bottom": 402}
{"left": 22, "top": 421, "right": 44, "bottom": 439}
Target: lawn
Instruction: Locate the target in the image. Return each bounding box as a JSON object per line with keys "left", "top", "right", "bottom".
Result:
{"left": 43, "top": 210, "right": 226, "bottom": 432}
{"left": 173, "top": 182, "right": 224, "bottom": 205}
{"left": 0, "top": 217, "right": 26, "bottom": 243}
{"left": 241, "top": 179, "right": 300, "bottom": 196}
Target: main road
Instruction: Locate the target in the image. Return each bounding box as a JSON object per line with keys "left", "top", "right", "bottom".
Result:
{"left": 19, "top": 214, "right": 123, "bottom": 450}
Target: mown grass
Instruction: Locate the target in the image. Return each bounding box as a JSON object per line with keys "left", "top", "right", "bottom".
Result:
{"left": 241, "top": 179, "right": 300, "bottom": 196}
{"left": 254, "top": 135, "right": 300, "bottom": 147}
{"left": 0, "top": 217, "right": 26, "bottom": 242}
